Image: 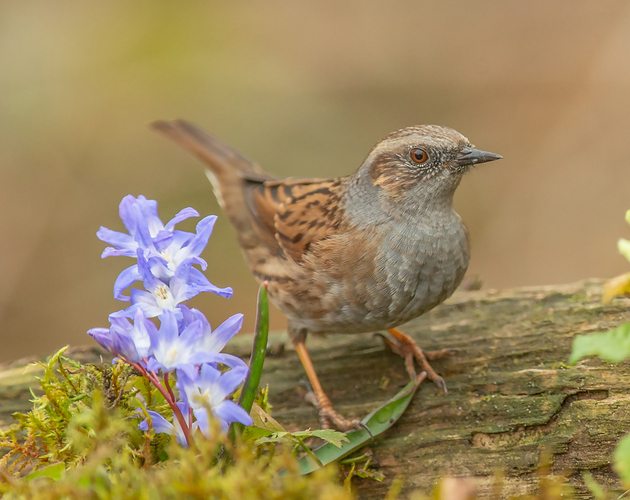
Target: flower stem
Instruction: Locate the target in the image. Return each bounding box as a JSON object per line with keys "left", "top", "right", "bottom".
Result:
{"left": 295, "top": 437, "right": 324, "bottom": 469}
{"left": 129, "top": 362, "right": 194, "bottom": 448}
{"left": 163, "top": 372, "right": 177, "bottom": 403}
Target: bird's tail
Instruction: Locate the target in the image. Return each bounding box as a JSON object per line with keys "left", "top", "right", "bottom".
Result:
{"left": 151, "top": 119, "right": 272, "bottom": 251}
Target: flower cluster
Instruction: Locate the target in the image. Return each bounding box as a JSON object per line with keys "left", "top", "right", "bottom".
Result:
{"left": 88, "top": 195, "right": 252, "bottom": 448}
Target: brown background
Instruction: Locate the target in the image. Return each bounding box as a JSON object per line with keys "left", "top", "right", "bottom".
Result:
{"left": 1, "top": 1, "right": 630, "bottom": 363}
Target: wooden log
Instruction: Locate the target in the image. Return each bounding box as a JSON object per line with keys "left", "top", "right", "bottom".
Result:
{"left": 1, "top": 279, "right": 629, "bottom": 498}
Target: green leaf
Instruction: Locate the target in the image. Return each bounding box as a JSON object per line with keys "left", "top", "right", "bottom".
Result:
{"left": 310, "top": 430, "right": 349, "bottom": 449}
{"left": 569, "top": 323, "right": 630, "bottom": 364}
{"left": 241, "top": 426, "right": 275, "bottom": 442}
{"left": 229, "top": 283, "right": 269, "bottom": 440}
{"left": 255, "top": 431, "right": 292, "bottom": 445}
{"left": 23, "top": 462, "right": 65, "bottom": 482}
{"left": 254, "top": 429, "right": 348, "bottom": 448}
{"left": 614, "top": 431, "right": 630, "bottom": 486}
{"left": 250, "top": 402, "right": 285, "bottom": 433}
{"left": 296, "top": 378, "right": 420, "bottom": 475}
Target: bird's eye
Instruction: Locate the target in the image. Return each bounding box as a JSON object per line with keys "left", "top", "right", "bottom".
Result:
{"left": 410, "top": 148, "right": 429, "bottom": 164}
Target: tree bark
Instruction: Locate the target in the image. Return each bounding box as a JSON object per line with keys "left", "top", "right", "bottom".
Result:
{"left": 2, "top": 279, "right": 629, "bottom": 498}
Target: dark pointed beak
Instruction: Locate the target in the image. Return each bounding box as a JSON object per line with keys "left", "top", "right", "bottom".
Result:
{"left": 455, "top": 147, "right": 503, "bottom": 167}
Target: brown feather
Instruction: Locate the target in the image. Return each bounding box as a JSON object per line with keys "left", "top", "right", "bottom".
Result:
{"left": 246, "top": 178, "right": 345, "bottom": 262}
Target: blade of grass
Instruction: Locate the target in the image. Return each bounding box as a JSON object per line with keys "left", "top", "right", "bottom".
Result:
{"left": 297, "top": 375, "right": 422, "bottom": 475}
{"left": 230, "top": 282, "right": 269, "bottom": 439}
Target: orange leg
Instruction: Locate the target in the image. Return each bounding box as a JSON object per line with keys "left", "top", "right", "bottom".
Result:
{"left": 294, "top": 341, "right": 362, "bottom": 431}
{"left": 384, "top": 328, "right": 449, "bottom": 393}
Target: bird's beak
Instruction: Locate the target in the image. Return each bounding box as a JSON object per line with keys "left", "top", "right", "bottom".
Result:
{"left": 455, "top": 147, "right": 503, "bottom": 167}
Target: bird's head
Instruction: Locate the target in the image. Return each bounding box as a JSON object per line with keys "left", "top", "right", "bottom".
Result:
{"left": 363, "top": 125, "right": 502, "bottom": 203}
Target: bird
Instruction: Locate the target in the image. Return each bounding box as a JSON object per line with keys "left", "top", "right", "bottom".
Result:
{"left": 151, "top": 120, "right": 502, "bottom": 430}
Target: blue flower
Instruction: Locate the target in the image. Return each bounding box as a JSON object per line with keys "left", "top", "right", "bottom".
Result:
{"left": 146, "top": 216, "right": 217, "bottom": 281}
{"left": 138, "top": 402, "right": 196, "bottom": 448}
{"left": 179, "top": 305, "right": 248, "bottom": 370}
{"left": 118, "top": 251, "right": 231, "bottom": 317}
{"left": 87, "top": 309, "right": 157, "bottom": 363}
{"left": 87, "top": 327, "right": 120, "bottom": 357}
{"left": 97, "top": 195, "right": 199, "bottom": 259}
{"left": 87, "top": 326, "right": 139, "bottom": 363}
{"left": 111, "top": 218, "right": 223, "bottom": 301}
{"left": 145, "top": 310, "right": 239, "bottom": 378}
{"left": 91, "top": 195, "right": 253, "bottom": 448}
{"left": 97, "top": 195, "right": 231, "bottom": 302}
{"left": 113, "top": 308, "right": 156, "bottom": 359}
{"left": 177, "top": 364, "right": 252, "bottom": 435}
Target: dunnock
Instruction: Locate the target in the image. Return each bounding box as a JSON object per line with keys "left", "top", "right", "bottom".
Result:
{"left": 152, "top": 120, "right": 502, "bottom": 430}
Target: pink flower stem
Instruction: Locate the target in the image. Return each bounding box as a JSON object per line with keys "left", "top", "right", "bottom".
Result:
{"left": 128, "top": 361, "right": 194, "bottom": 448}
{"left": 163, "top": 372, "right": 177, "bottom": 403}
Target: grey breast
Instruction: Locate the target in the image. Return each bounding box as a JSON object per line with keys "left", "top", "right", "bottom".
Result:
{"left": 339, "top": 208, "right": 469, "bottom": 332}
{"left": 299, "top": 209, "right": 469, "bottom": 335}
{"left": 382, "top": 209, "right": 470, "bottom": 326}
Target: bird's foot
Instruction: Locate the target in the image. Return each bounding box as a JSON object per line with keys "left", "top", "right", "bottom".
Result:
{"left": 304, "top": 391, "right": 363, "bottom": 431}
{"left": 377, "top": 329, "right": 451, "bottom": 393}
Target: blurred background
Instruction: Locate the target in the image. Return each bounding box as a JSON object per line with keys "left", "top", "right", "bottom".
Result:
{"left": 1, "top": 1, "right": 630, "bottom": 362}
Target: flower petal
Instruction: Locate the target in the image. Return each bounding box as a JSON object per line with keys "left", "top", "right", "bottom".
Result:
{"left": 192, "top": 407, "right": 211, "bottom": 438}
{"left": 173, "top": 215, "right": 217, "bottom": 264}
{"left": 97, "top": 227, "right": 137, "bottom": 257}
{"left": 132, "top": 204, "right": 157, "bottom": 252}
{"left": 130, "top": 308, "right": 155, "bottom": 358}
{"left": 198, "top": 363, "right": 222, "bottom": 386}
{"left": 214, "top": 400, "right": 253, "bottom": 428}
{"left": 130, "top": 289, "right": 163, "bottom": 318}
{"left": 186, "top": 267, "right": 233, "bottom": 299}
{"left": 188, "top": 351, "right": 232, "bottom": 366}
{"left": 164, "top": 207, "right": 201, "bottom": 231}
{"left": 213, "top": 366, "right": 249, "bottom": 403}
{"left": 146, "top": 356, "right": 161, "bottom": 373}
{"left": 175, "top": 369, "right": 197, "bottom": 408}
{"left": 136, "top": 251, "right": 167, "bottom": 295}
{"left": 135, "top": 195, "right": 164, "bottom": 236}
{"left": 138, "top": 410, "right": 173, "bottom": 434}
{"left": 217, "top": 353, "right": 249, "bottom": 371}
{"left": 157, "top": 310, "right": 179, "bottom": 345}
{"left": 113, "top": 265, "right": 141, "bottom": 301}
{"left": 153, "top": 230, "right": 174, "bottom": 252}
{"left": 192, "top": 256, "right": 208, "bottom": 271}
{"left": 200, "top": 313, "right": 243, "bottom": 353}
{"left": 87, "top": 328, "right": 115, "bottom": 354}
{"left": 111, "top": 328, "right": 141, "bottom": 362}
{"left": 118, "top": 195, "right": 140, "bottom": 235}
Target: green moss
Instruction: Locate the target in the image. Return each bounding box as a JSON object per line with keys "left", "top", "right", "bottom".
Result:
{"left": 0, "top": 347, "right": 163, "bottom": 474}
{"left": 0, "top": 393, "right": 353, "bottom": 500}
{"left": 0, "top": 348, "right": 355, "bottom": 499}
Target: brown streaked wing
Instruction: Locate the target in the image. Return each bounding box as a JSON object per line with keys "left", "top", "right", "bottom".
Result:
{"left": 273, "top": 178, "right": 346, "bottom": 262}
{"left": 244, "top": 177, "right": 346, "bottom": 261}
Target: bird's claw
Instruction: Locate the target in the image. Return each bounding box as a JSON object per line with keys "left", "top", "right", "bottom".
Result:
{"left": 380, "top": 329, "right": 449, "bottom": 393}
{"left": 305, "top": 391, "right": 363, "bottom": 432}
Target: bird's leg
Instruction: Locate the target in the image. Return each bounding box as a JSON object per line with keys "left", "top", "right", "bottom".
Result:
{"left": 293, "top": 340, "right": 362, "bottom": 431}
{"left": 382, "top": 328, "right": 449, "bottom": 393}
